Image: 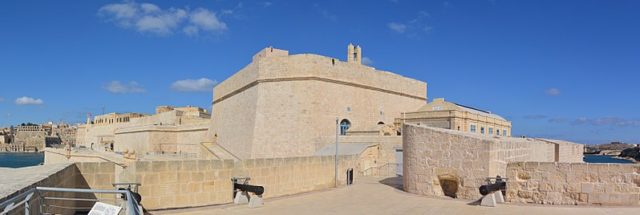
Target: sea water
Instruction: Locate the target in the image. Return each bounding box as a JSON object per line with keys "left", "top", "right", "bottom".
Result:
{"left": 0, "top": 152, "right": 44, "bottom": 168}
{"left": 583, "top": 154, "right": 634, "bottom": 164}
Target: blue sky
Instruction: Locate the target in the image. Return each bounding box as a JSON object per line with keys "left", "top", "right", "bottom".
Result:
{"left": 1, "top": 0, "right": 639, "bottom": 144}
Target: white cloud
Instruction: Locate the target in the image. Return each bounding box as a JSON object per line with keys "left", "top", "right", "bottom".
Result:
{"left": 184, "top": 8, "right": 227, "bottom": 36}
{"left": 98, "top": 2, "right": 226, "bottom": 36}
{"left": 387, "top": 22, "right": 407, "bottom": 33}
{"left": 388, "top": 11, "right": 433, "bottom": 37}
{"left": 15, "top": 97, "right": 44, "bottom": 105}
{"left": 105, "top": 81, "right": 146, "bottom": 94}
{"left": 362, "top": 57, "right": 374, "bottom": 65}
{"left": 571, "top": 117, "right": 640, "bottom": 127}
{"left": 545, "top": 88, "right": 560, "bottom": 96}
{"left": 171, "top": 78, "right": 218, "bottom": 92}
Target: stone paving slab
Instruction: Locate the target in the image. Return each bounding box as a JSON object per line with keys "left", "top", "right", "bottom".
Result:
{"left": 152, "top": 176, "right": 639, "bottom": 215}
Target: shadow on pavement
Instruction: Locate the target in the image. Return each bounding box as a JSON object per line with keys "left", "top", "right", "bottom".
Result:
{"left": 378, "top": 176, "right": 403, "bottom": 191}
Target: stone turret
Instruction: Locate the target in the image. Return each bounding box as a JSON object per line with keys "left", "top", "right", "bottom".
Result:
{"left": 347, "top": 43, "right": 362, "bottom": 64}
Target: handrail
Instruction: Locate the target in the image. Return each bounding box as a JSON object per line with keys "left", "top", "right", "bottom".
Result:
{"left": 362, "top": 162, "right": 401, "bottom": 176}
{"left": 199, "top": 142, "right": 241, "bottom": 161}
{"left": 199, "top": 142, "right": 222, "bottom": 160}
{"left": 0, "top": 187, "right": 143, "bottom": 215}
{"left": 217, "top": 143, "right": 241, "bottom": 161}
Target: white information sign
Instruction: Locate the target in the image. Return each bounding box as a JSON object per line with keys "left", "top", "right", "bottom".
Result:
{"left": 88, "top": 202, "right": 122, "bottom": 215}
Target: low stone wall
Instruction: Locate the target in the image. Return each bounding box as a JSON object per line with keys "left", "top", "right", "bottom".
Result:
{"left": 4, "top": 154, "right": 359, "bottom": 211}
{"left": 402, "top": 124, "right": 584, "bottom": 200}
{"left": 135, "top": 155, "right": 359, "bottom": 210}
{"left": 0, "top": 163, "right": 90, "bottom": 214}
{"left": 507, "top": 162, "right": 640, "bottom": 206}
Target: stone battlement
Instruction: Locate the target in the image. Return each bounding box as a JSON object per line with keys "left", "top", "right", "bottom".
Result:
{"left": 402, "top": 123, "right": 584, "bottom": 200}
{"left": 214, "top": 46, "right": 427, "bottom": 104}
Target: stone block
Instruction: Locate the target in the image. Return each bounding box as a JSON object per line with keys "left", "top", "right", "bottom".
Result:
{"left": 198, "top": 160, "right": 212, "bottom": 171}
{"left": 136, "top": 161, "right": 151, "bottom": 172}
{"left": 581, "top": 183, "right": 593, "bottom": 193}
{"left": 151, "top": 161, "right": 167, "bottom": 172}
{"left": 98, "top": 162, "right": 114, "bottom": 173}
{"left": 167, "top": 161, "right": 182, "bottom": 171}
{"left": 159, "top": 172, "right": 178, "bottom": 183}
{"left": 181, "top": 160, "right": 197, "bottom": 171}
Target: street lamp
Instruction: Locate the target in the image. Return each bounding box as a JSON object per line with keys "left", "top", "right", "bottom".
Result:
{"left": 334, "top": 117, "right": 339, "bottom": 188}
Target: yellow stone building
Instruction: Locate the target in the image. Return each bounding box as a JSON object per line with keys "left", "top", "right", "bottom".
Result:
{"left": 76, "top": 106, "right": 210, "bottom": 155}
{"left": 210, "top": 44, "right": 427, "bottom": 159}
{"left": 397, "top": 98, "right": 511, "bottom": 136}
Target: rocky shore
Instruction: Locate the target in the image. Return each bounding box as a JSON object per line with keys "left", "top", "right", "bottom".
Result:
{"left": 619, "top": 147, "right": 640, "bottom": 162}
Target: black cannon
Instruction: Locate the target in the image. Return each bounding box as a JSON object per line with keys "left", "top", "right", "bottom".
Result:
{"left": 232, "top": 177, "right": 265, "bottom": 207}
{"left": 233, "top": 183, "right": 265, "bottom": 195}
{"left": 479, "top": 176, "right": 506, "bottom": 196}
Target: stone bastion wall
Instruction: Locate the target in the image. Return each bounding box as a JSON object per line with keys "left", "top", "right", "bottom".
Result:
{"left": 507, "top": 162, "right": 640, "bottom": 206}
{"left": 402, "top": 123, "right": 584, "bottom": 200}
{"left": 3, "top": 155, "right": 360, "bottom": 211}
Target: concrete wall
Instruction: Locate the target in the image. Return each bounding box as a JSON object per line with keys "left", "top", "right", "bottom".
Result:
{"left": 507, "top": 162, "right": 640, "bottom": 206}
{"left": 402, "top": 124, "right": 583, "bottom": 200}
{"left": 212, "top": 47, "right": 427, "bottom": 159}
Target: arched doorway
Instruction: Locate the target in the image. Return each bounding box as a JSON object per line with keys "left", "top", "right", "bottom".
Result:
{"left": 340, "top": 119, "right": 351, "bottom": 135}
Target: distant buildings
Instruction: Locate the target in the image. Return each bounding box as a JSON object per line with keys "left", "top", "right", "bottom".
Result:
{"left": 0, "top": 123, "right": 76, "bottom": 152}
{"left": 75, "top": 105, "right": 210, "bottom": 156}
{"left": 397, "top": 98, "right": 512, "bottom": 137}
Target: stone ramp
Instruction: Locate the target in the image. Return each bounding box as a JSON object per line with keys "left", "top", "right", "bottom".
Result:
{"left": 200, "top": 142, "right": 240, "bottom": 161}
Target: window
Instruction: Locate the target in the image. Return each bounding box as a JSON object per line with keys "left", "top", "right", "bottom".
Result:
{"left": 497, "top": 130, "right": 500, "bottom": 136}
{"left": 503, "top": 130, "right": 507, "bottom": 136}
{"left": 481, "top": 127, "right": 485, "bottom": 134}
{"left": 488, "top": 128, "right": 493, "bottom": 135}
{"left": 340, "top": 119, "right": 351, "bottom": 135}
{"left": 470, "top": 125, "right": 476, "bottom": 133}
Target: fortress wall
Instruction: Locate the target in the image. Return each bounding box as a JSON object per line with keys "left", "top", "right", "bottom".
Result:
{"left": 212, "top": 62, "right": 259, "bottom": 101}
{"left": 211, "top": 49, "right": 427, "bottom": 159}
{"left": 14, "top": 130, "right": 46, "bottom": 151}
{"left": 211, "top": 86, "right": 259, "bottom": 159}
{"left": 545, "top": 139, "right": 585, "bottom": 163}
{"left": 257, "top": 54, "right": 427, "bottom": 99}
{"left": 403, "top": 123, "right": 492, "bottom": 199}
{"left": 249, "top": 79, "right": 423, "bottom": 158}
{"left": 403, "top": 124, "right": 583, "bottom": 200}
{"left": 507, "top": 162, "right": 640, "bottom": 206}
{"left": 135, "top": 155, "right": 359, "bottom": 210}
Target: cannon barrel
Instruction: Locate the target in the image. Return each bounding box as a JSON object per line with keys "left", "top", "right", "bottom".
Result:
{"left": 479, "top": 181, "right": 506, "bottom": 196}
{"left": 234, "top": 183, "right": 265, "bottom": 195}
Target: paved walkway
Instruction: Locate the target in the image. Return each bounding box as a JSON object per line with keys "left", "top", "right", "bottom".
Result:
{"left": 153, "top": 177, "right": 638, "bottom": 215}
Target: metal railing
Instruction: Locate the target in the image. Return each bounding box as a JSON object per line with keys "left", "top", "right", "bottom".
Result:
{"left": 0, "top": 187, "right": 142, "bottom": 215}
{"left": 362, "top": 162, "right": 402, "bottom": 177}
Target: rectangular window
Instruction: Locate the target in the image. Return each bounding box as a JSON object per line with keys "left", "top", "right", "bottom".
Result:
{"left": 497, "top": 130, "right": 500, "bottom": 136}
{"left": 470, "top": 125, "right": 476, "bottom": 133}
{"left": 503, "top": 130, "right": 507, "bottom": 136}
{"left": 489, "top": 128, "right": 493, "bottom": 135}
{"left": 481, "top": 127, "right": 485, "bottom": 134}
